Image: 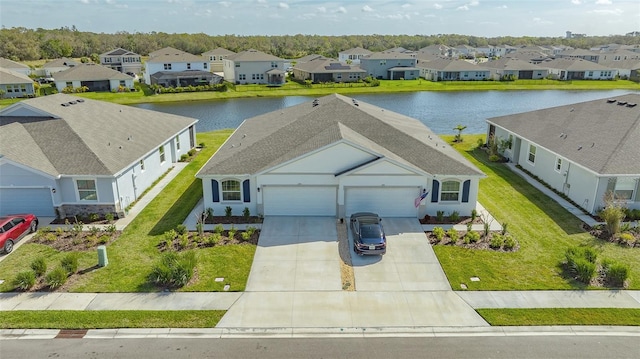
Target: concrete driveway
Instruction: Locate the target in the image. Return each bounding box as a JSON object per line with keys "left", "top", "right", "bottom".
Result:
{"left": 350, "top": 217, "right": 451, "bottom": 291}
{"left": 245, "top": 216, "right": 342, "bottom": 292}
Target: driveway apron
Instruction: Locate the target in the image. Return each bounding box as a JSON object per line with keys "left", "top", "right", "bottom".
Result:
{"left": 244, "top": 216, "right": 342, "bottom": 292}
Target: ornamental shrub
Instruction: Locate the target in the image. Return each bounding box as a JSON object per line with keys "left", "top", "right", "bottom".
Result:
{"left": 60, "top": 253, "right": 78, "bottom": 275}
{"left": 605, "top": 262, "right": 629, "bottom": 287}
{"left": 464, "top": 231, "right": 480, "bottom": 244}
{"left": 489, "top": 233, "right": 504, "bottom": 249}
{"left": 432, "top": 227, "right": 445, "bottom": 242}
{"left": 30, "top": 257, "right": 47, "bottom": 277}
{"left": 149, "top": 251, "right": 197, "bottom": 288}
{"left": 13, "top": 271, "right": 36, "bottom": 290}
{"left": 46, "top": 267, "right": 68, "bottom": 289}
{"left": 446, "top": 228, "right": 458, "bottom": 243}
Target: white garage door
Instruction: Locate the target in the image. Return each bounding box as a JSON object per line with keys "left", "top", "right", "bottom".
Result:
{"left": 0, "top": 188, "right": 55, "bottom": 217}
{"left": 263, "top": 186, "right": 337, "bottom": 216}
{"left": 345, "top": 187, "right": 418, "bottom": 217}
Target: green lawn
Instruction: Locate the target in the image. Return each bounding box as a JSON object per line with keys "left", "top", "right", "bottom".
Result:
{"left": 435, "top": 135, "right": 640, "bottom": 290}
{"left": 0, "top": 310, "right": 225, "bottom": 329}
{"left": 2, "top": 79, "right": 638, "bottom": 108}
{"left": 477, "top": 308, "right": 640, "bottom": 326}
{"left": 0, "top": 130, "right": 257, "bottom": 293}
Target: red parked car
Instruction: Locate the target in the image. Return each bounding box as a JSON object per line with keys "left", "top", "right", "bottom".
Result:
{"left": 0, "top": 214, "right": 38, "bottom": 254}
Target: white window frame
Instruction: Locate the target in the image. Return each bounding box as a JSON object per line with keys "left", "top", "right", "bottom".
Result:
{"left": 528, "top": 144, "right": 537, "bottom": 164}
{"left": 221, "top": 179, "right": 242, "bottom": 202}
{"left": 175, "top": 135, "right": 181, "bottom": 151}
{"left": 614, "top": 178, "right": 636, "bottom": 201}
{"left": 163, "top": 63, "right": 172, "bottom": 70}
{"left": 555, "top": 157, "right": 562, "bottom": 172}
{"left": 159, "top": 145, "right": 166, "bottom": 163}
{"left": 440, "top": 180, "right": 461, "bottom": 202}
{"left": 75, "top": 178, "right": 98, "bottom": 201}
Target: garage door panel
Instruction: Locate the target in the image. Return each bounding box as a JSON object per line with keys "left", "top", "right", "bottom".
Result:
{"left": 0, "top": 188, "right": 55, "bottom": 216}
{"left": 346, "top": 187, "right": 418, "bottom": 217}
{"left": 263, "top": 186, "right": 336, "bottom": 216}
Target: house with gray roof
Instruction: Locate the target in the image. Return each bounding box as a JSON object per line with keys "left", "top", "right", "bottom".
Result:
{"left": 486, "top": 94, "right": 640, "bottom": 214}
{"left": 223, "top": 49, "right": 285, "bottom": 85}
{"left": 196, "top": 94, "right": 484, "bottom": 218}
{"left": 0, "top": 94, "right": 197, "bottom": 218}
{"left": 544, "top": 58, "right": 616, "bottom": 80}
{"left": 144, "top": 47, "right": 209, "bottom": 85}
{"left": 291, "top": 57, "right": 366, "bottom": 83}
{"left": 202, "top": 47, "right": 236, "bottom": 72}
{"left": 52, "top": 63, "right": 134, "bottom": 92}
{"left": 338, "top": 47, "right": 373, "bottom": 64}
{"left": 99, "top": 48, "right": 142, "bottom": 75}
{"left": 359, "top": 51, "right": 419, "bottom": 80}
{"left": 416, "top": 58, "right": 491, "bottom": 81}
{"left": 41, "top": 57, "right": 80, "bottom": 77}
{"left": 0, "top": 68, "right": 36, "bottom": 99}
{"left": 0, "top": 57, "right": 32, "bottom": 76}
{"left": 482, "top": 58, "right": 549, "bottom": 80}
{"left": 556, "top": 49, "right": 602, "bottom": 63}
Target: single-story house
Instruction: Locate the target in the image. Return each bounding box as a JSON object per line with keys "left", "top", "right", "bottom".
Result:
{"left": 0, "top": 94, "right": 198, "bottom": 218}
{"left": 544, "top": 58, "right": 617, "bottom": 80}
{"left": 0, "top": 68, "right": 36, "bottom": 99}
{"left": 150, "top": 70, "right": 223, "bottom": 87}
{"left": 99, "top": 48, "right": 143, "bottom": 75}
{"left": 482, "top": 58, "right": 549, "bottom": 80}
{"left": 417, "top": 58, "right": 491, "bottom": 81}
{"left": 486, "top": 94, "right": 640, "bottom": 215}
{"left": 0, "top": 57, "right": 32, "bottom": 76}
{"left": 196, "top": 94, "right": 484, "bottom": 218}
{"left": 52, "top": 64, "right": 134, "bottom": 92}
{"left": 40, "top": 57, "right": 80, "bottom": 77}
{"left": 291, "top": 57, "right": 366, "bottom": 83}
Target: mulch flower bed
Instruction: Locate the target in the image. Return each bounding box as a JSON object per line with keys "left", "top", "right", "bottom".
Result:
{"left": 157, "top": 230, "right": 260, "bottom": 251}
{"left": 29, "top": 228, "right": 120, "bottom": 252}
{"left": 582, "top": 223, "right": 640, "bottom": 247}
{"left": 419, "top": 215, "right": 483, "bottom": 225}
{"left": 425, "top": 230, "right": 519, "bottom": 252}
{"left": 203, "top": 216, "right": 263, "bottom": 224}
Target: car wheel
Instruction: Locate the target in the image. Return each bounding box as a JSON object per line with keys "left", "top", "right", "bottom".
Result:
{"left": 30, "top": 221, "right": 38, "bottom": 233}
{"left": 4, "top": 240, "right": 14, "bottom": 254}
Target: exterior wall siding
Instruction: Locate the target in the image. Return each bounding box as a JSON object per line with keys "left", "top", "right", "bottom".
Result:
{"left": 360, "top": 58, "right": 417, "bottom": 79}
{"left": 224, "top": 60, "right": 285, "bottom": 84}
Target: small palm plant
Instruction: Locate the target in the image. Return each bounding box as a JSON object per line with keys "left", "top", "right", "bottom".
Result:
{"left": 453, "top": 124, "right": 467, "bottom": 143}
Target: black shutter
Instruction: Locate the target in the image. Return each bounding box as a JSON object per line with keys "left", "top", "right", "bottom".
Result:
{"left": 243, "top": 179, "right": 250, "bottom": 203}
{"left": 462, "top": 180, "right": 471, "bottom": 203}
{"left": 212, "top": 180, "right": 220, "bottom": 202}
{"left": 431, "top": 180, "right": 439, "bottom": 203}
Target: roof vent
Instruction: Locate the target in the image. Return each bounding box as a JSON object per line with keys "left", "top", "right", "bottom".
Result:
{"left": 68, "top": 101, "right": 77, "bottom": 105}
{"left": 617, "top": 101, "right": 627, "bottom": 106}
{"left": 77, "top": 99, "right": 84, "bottom": 103}
{"left": 626, "top": 103, "right": 637, "bottom": 108}
{"left": 61, "top": 103, "right": 69, "bottom": 107}
{"left": 606, "top": 99, "right": 616, "bottom": 103}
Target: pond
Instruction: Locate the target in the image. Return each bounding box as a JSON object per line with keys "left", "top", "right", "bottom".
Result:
{"left": 133, "top": 89, "right": 639, "bottom": 134}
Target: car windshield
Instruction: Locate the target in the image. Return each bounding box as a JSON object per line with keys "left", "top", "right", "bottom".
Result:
{"left": 360, "top": 224, "right": 384, "bottom": 244}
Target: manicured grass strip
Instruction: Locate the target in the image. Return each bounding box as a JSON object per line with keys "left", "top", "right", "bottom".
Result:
{"left": 477, "top": 308, "right": 640, "bottom": 326}
{"left": 0, "top": 310, "right": 225, "bottom": 329}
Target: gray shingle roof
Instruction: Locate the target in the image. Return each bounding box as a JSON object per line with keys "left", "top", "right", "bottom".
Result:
{"left": 43, "top": 57, "right": 79, "bottom": 68}
{"left": 339, "top": 47, "right": 372, "bottom": 55}
{"left": 146, "top": 47, "right": 205, "bottom": 63}
{"left": 293, "top": 58, "right": 365, "bottom": 73}
{"left": 482, "top": 58, "right": 546, "bottom": 71}
{"left": 0, "top": 68, "right": 33, "bottom": 84}
{"left": 487, "top": 94, "right": 640, "bottom": 175}
{"left": 53, "top": 64, "right": 132, "bottom": 81}
{"left": 543, "top": 58, "right": 612, "bottom": 71}
{"left": 0, "top": 94, "right": 198, "bottom": 177}
{"left": 227, "top": 49, "right": 283, "bottom": 62}
{"left": 0, "top": 57, "right": 29, "bottom": 69}
{"left": 202, "top": 47, "right": 236, "bottom": 56}
{"left": 100, "top": 48, "right": 139, "bottom": 57}
{"left": 363, "top": 51, "right": 415, "bottom": 60}
{"left": 197, "top": 94, "right": 483, "bottom": 177}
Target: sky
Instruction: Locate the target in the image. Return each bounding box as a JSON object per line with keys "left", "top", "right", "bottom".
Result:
{"left": 1, "top": 0, "right": 639, "bottom": 38}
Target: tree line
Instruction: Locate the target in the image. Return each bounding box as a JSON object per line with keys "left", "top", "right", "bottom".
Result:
{"left": 1, "top": 26, "right": 638, "bottom": 62}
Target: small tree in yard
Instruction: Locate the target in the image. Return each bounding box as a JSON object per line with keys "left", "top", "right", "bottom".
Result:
{"left": 453, "top": 124, "right": 467, "bottom": 143}
{"left": 599, "top": 191, "right": 627, "bottom": 237}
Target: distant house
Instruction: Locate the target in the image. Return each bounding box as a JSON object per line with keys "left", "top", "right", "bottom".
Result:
{"left": 291, "top": 57, "right": 366, "bottom": 83}
{"left": 196, "top": 94, "right": 484, "bottom": 218}
{"left": 0, "top": 58, "right": 32, "bottom": 76}
{"left": 418, "top": 45, "right": 453, "bottom": 58}
{"left": 544, "top": 58, "right": 617, "bottom": 80}
{"left": 454, "top": 45, "right": 477, "bottom": 58}
{"left": 338, "top": 47, "right": 373, "bottom": 64}
{"left": 144, "top": 47, "right": 209, "bottom": 85}
{"left": 598, "top": 59, "right": 640, "bottom": 80}
{"left": 99, "top": 48, "right": 142, "bottom": 75}
{"left": 52, "top": 64, "right": 134, "bottom": 92}
{"left": 294, "top": 54, "right": 325, "bottom": 65}
{"left": 359, "top": 51, "right": 419, "bottom": 80}
{"left": 486, "top": 94, "right": 640, "bottom": 215}
{"left": 417, "top": 58, "right": 491, "bottom": 81}
{"left": 41, "top": 57, "right": 80, "bottom": 77}
{"left": 0, "top": 94, "right": 198, "bottom": 218}
{"left": 223, "top": 49, "right": 285, "bottom": 85}
{"left": 482, "top": 58, "right": 549, "bottom": 80}
{"left": 556, "top": 49, "right": 601, "bottom": 63}
{"left": 597, "top": 49, "right": 640, "bottom": 64}
{"left": 0, "top": 68, "right": 36, "bottom": 99}
{"left": 202, "top": 47, "right": 236, "bottom": 73}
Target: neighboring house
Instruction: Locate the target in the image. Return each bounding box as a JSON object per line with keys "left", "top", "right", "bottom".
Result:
{"left": 196, "top": 94, "right": 484, "bottom": 218}
{"left": 556, "top": 49, "right": 601, "bottom": 63}
{"left": 144, "top": 47, "right": 209, "bottom": 85}
{"left": 598, "top": 59, "right": 640, "bottom": 80}
{"left": 150, "top": 70, "right": 222, "bottom": 87}
{"left": 291, "top": 57, "right": 366, "bottom": 83}
{"left": 417, "top": 58, "right": 491, "bottom": 81}
{"left": 202, "top": 47, "right": 236, "bottom": 73}
{"left": 52, "top": 64, "right": 134, "bottom": 92}
{"left": 99, "top": 48, "right": 142, "bottom": 75}
{"left": 544, "top": 58, "right": 617, "bottom": 80}
{"left": 223, "top": 49, "right": 285, "bottom": 85}
{"left": 486, "top": 94, "right": 640, "bottom": 215}
{"left": 482, "top": 58, "right": 549, "bottom": 80}
{"left": 359, "top": 51, "right": 419, "bottom": 80}
{"left": 293, "top": 54, "right": 325, "bottom": 65}
{"left": 338, "top": 47, "right": 373, "bottom": 64}
{"left": 0, "top": 58, "right": 31, "bottom": 76}
{"left": 0, "top": 94, "right": 198, "bottom": 218}
{"left": 455, "top": 45, "right": 477, "bottom": 58}
{"left": 386, "top": 47, "right": 417, "bottom": 57}
{"left": 41, "top": 57, "right": 80, "bottom": 77}
{"left": 597, "top": 49, "right": 640, "bottom": 64}
{"left": 0, "top": 68, "right": 36, "bottom": 99}
{"left": 418, "top": 44, "right": 453, "bottom": 58}
{"left": 506, "top": 50, "right": 552, "bottom": 64}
